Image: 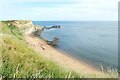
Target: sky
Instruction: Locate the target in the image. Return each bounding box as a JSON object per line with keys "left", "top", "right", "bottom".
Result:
{"left": 0, "top": 0, "right": 119, "bottom": 21}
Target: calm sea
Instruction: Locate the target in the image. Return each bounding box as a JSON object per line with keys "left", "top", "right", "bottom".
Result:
{"left": 33, "top": 21, "right": 118, "bottom": 70}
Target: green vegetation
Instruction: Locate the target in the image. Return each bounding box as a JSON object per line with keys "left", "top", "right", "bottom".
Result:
{"left": 1, "top": 21, "right": 79, "bottom": 78}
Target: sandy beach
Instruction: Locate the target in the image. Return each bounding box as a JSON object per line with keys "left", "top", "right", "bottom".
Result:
{"left": 25, "top": 33, "right": 105, "bottom": 76}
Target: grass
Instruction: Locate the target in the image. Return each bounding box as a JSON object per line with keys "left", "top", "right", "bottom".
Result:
{"left": 1, "top": 21, "right": 80, "bottom": 78}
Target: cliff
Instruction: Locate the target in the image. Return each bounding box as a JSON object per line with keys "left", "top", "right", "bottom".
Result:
{"left": 6, "top": 20, "right": 42, "bottom": 34}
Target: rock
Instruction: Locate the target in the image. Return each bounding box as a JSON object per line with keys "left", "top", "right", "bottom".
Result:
{"left": 8, "top": 47, "right": 12, "bottom": 50}
{"left": 35, "top": 28, "right": 43, "bottom": 36}
{"left": 46, "top": 37, "right": 59, "bottom": 46}
{"left": 14, "top": 47, "right": 16, "bottom": 50}
{"left": 52, "top": 37, "right": 59, "bottom": 46}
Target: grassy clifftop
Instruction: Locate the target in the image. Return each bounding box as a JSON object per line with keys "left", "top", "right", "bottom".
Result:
{"left": 1, "top": 21, "right": 79, "bottom": 78}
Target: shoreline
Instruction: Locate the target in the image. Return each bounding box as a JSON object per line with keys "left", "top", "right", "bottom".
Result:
{"left": 55, "top": 48, "right": 99, "bottom": 70}
{"left": 25, "top": 33, "right": 105, "bottom": 75}
{"left": 55, "top": 48, "right": 106, "bottom": 71}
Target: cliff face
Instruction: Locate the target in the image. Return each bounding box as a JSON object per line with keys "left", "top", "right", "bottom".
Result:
{"left": 8, "top": 20, "right": 40, "bottom": 34}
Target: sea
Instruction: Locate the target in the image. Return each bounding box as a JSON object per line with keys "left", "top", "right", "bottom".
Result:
{"left": 33, "top": 21, "right": 118, "bottom": 70}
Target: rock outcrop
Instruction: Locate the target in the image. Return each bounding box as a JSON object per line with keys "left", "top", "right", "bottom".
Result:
{"left": 46, "top": 37, "right": 59, "bottom": 46}
{"left": 7, "top": 20, "right": 42, "bottom": 34}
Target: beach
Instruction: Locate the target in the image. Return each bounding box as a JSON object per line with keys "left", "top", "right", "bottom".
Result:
{"left": 25, "top": 33, "right": 104, "bottom": 75}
